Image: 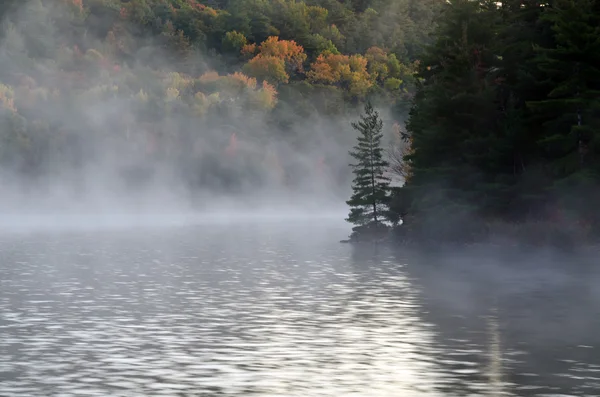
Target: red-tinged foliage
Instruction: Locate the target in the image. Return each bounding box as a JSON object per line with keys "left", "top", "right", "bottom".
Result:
{"left": 258, "top": 36, "right": 307, "bottom": 71}
{"left": 241, "top": 43, "right": 257, "bottom": 58}
{"left": 307, "top": 54, "right": 336, "bottom": 83}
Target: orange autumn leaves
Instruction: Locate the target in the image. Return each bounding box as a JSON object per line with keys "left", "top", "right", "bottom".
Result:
{"left": 307, "top": 53, "right": 372, "bottom": 97}
{"left": 240, "top": 36, "right": 407, "bottom": 98}
{"left": 242, "top": 36, "right": 307, "bottom": 85}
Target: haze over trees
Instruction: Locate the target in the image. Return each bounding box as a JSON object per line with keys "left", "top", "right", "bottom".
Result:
{"left": 390, "top": 0, "right": 600, "bottom": 245}
{"left": 1, "top": 0, "right": 598, "bottom": 245}
{"left": 0, "top": 0, "right": 436, "bottom": 210}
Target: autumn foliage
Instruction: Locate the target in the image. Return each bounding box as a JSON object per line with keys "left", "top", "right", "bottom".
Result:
{"left": 257, "top": 36, "right": 307, "bottom": 71}
{"left": 308, "top": 53, "right": 373, "bottom": 97}
{"left": 242, "top": 36, "right": 307, "bottom": 85}
{"left": 0, "top": 0, "right": 425, "bottom": 198}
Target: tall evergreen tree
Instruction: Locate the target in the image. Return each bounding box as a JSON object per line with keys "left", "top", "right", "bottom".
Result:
{"left": 493, "top": 0, "right": 556, "bottom": 219}
{"left": 400, "top": 0, "right": 504, "bottom": 240}
{"left": 527, "top": 0, "right": 600, "bottom": 229}
{"left": 346, "top": 102, "right": 392, "bottom": 240}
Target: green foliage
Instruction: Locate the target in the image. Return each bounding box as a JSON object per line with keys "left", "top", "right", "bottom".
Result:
{"left": 391, "top": 0, "right": 600, "bottom": 243}
{"left": 0, "top": 0, "right": 436, "bottom": 202}
{"left": 346, "top": 102, "right": 392, "bottom": 239}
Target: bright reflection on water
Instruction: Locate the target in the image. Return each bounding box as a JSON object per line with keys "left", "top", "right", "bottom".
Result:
{"left": 0, "top": 219, "right": 599, "bottom": 396}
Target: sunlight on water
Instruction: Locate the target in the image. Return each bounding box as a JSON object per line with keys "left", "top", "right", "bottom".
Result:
{"left": 0, "top": 222, "right": 598, "bottom": 396}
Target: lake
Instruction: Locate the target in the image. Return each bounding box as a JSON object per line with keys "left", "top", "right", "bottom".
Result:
{"left": 1, "top": 217, "right": 599, "bottom": 396}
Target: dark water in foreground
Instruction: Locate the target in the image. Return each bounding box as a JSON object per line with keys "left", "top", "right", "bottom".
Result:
{"left": 1, "top": 218, "right": 599, "bottom": 396}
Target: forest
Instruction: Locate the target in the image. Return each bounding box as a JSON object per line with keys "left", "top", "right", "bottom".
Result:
{"left": 393, "top": 0, "right": 600, "bottom": 246}
{"left": 1, "top": 0, "right": 598, "bottom": 245}
{"left": 0, "top": 0, "right": 435, "bottom": 208}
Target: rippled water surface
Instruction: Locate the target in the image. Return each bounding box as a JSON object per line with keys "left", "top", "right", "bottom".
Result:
{"left": 1, "top": 219, "right": 599, "bottom": 396}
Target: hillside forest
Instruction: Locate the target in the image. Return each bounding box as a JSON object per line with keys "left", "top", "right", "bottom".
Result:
{"left": 1, "top": 0, "right": 599, "bottom": 245}
{"left": 0, "top": 0, "right": 436, "bottom": 209}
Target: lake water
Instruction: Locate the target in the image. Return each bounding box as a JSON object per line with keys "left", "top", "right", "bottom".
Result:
{"left": 1, "top": 218, "right": 599, "bottom": 396}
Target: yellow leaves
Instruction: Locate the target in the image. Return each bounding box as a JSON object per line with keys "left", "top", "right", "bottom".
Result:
{"left": 198, "top": 71, "right": 258, "bottom": 92}
{"left": 166, "top": 72, "right": 193, "bottom": 91}
{"left": 348, "top": 55, "right": 368, "bottom": 74}
{"left": 0, "top": 84, "right": 17, "bottom": 113}
{"left": 207, "top": 92, "right": 220, "bottom": 104}
{"left": 307, "top": 53, "right": 374, "bottom": 97}
{"left": 243, "top": 55, "right": 288, "bottom": 85}
{"left": 365, "top": 46, "right": 391, "bottom": 82}
{"left": 192, "top": 90, "right": 221, "bottom": 115}
{"left": 165, "top": 87, "right": 180, "bottom": 102}
{"left": 241, "top": 36, "right": 307, "bottom": 85}
{"left": 384, "top": 78, "right": 403, "bottom": 91}
{"left": 135, "top": 89, "right": 149, "bottom": 103}
{"left": 192, "top": 92, "right": 207, "bottom": 116}
{"left": 250, "top": 80, "right": 278, "bottom": 110}
{"left": 257, "top": 36, "right": 307, "bottom": 71}
{"left": 194, "top": 71, "right": 277, "bottom": 112}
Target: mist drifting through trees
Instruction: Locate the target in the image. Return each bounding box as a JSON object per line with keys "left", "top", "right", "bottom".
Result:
{"left": 1, "top": 0, "right": 599, "bottom": 247}
{"left": 0, "top": 0, "right": 434, "bottom": 218}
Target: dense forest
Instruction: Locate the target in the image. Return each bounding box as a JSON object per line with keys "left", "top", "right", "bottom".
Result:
{"left": 1, "top": 0, "right": 598, "bottom": 245}
{"left": 0, "top": 0, "right": 437, "bottom": 208}
{"left": 392, "top": 0, "right": 600, "bottom": 245}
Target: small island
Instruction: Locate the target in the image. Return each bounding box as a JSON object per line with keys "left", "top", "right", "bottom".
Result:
{"left": 344, "top": 102, "right": 394, "bottom": 244}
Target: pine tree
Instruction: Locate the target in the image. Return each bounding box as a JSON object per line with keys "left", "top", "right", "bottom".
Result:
{"left": 346, "top": 101, "right": 392, "bottom": 240}
{"left": 397, "top": 0, "right": 506, "bottom": 241}
{"left": 526, "top": 0, "right": 600, "bottom": 231}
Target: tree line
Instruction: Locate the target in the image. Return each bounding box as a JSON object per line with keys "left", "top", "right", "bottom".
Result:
{"left": 0, "top": 0, "right": 441, "bottom": 198}
{"left": 346, "top": 0, "right": 600, "bottom": 246}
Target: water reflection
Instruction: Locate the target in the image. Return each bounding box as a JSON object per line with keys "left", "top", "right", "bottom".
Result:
{"left": 0, "top": 223, "right": 598, "bottom": 396}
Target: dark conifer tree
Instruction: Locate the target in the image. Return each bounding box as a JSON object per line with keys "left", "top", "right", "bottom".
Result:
{"left": 346, "top": 102, "right": 392, "bottom": 239}
{"left": 399, "top": 0, "right": 503, "bottom": 240}
{"left": 527, "top": 0, "right": 600, "bottom": 229}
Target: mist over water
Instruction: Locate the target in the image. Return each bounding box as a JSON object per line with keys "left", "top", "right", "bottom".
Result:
{"left": 1, "top": 221, "right": 600, "bottom": 397}
{"left": 1, "top": 2, "right": 599, "bottom": 397}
